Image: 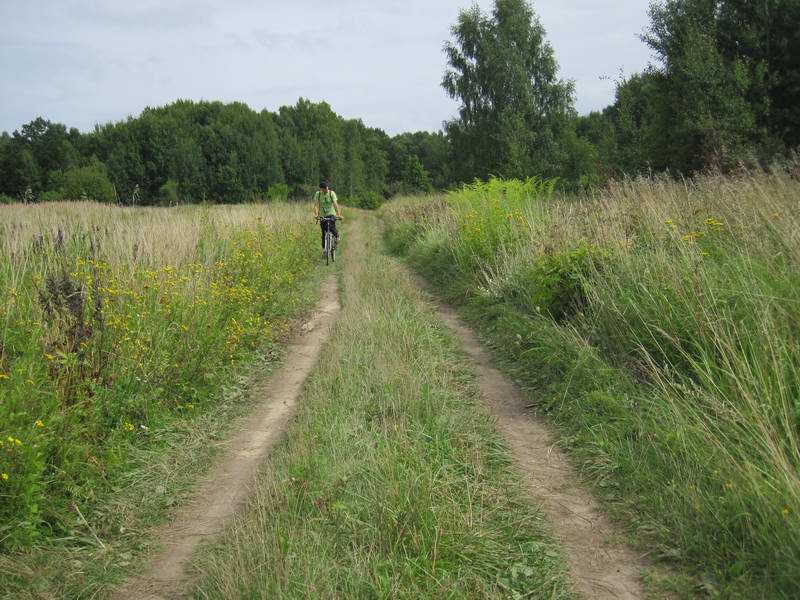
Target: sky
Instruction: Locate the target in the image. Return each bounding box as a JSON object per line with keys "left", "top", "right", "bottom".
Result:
{"left": 0, "top": 0, "right": 653, "bottom": 136}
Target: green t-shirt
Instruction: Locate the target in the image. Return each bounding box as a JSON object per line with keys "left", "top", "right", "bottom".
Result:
{"left": 315, "top": 190, "right": 338, "bottom": 217}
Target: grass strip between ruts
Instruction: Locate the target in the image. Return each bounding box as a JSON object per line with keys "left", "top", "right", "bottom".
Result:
{"left": 193, "top": 216, "right": 574, "bottom": 599}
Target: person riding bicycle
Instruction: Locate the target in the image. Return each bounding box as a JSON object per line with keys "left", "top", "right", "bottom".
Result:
{"left": 313, "top": 180, "right": 343, "bottom": 249}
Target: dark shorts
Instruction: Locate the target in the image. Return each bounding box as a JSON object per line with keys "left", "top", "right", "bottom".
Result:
{"left": 320, "top": 218, "right": 338, "bottom": 247}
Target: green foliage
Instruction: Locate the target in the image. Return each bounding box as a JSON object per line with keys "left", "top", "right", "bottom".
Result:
{"left": 647, "top": 0, "right": 800, "bottom": 151}
{"left": 400, "top": 154, "right": 433, "bottom": 193}
{"left": 159, "top": 179, "right": 179, "bottom": 205}
{"left": 0, "top": 119, "right": 78, "bottom": 197}
{"left": 648, "top": 15, "right": 758, "bottom": 171}
{"left": 565, "top": 1, "right": 800, "bottom": 179}
{"left": 266, "top": 182, "right": 289, "bottom": 201}
{"left": 352, "top": 191, "right": 384, "bottom": 210}
{"left": 37, "top": 189, "right": 65, "bottom": 203}
{"left": 507, "top": 243, "right": 606, "bottom": 321}
{"left": 576, "top": 0, "right": 800, "bottom": 178}
{"left": 0, "top": 101, "right": 400, "bottom": 205}
{"left": 1, "top": 147, "right": 40, "bottom": 195}
{"left": 60, "top": 159, "right": 116, "bottom": 202}
{"left": 0, "top": 193, "right": 15, "bottom": 204}
{"left": 388, "top": 131, "right": 451, "bottom": 191}
{"left": 442, "top": 0, "right": 575, "bottom": 182}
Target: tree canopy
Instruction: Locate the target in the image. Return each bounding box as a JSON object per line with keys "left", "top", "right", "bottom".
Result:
{"left": 442, "top": 0, "right": 575, "bottom": 181}
{"left": 0, "top": 100, "right": 445, "bottom": 205}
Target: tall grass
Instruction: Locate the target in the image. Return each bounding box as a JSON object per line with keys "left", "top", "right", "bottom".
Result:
{"left": 193, "top": 217, "right": 573, "bottom": 599}
{"left": 383, "top": 172, "right": 800, "bottom": 597}
{"left": 0, "top": 202, "right": 318, "bottom": 549}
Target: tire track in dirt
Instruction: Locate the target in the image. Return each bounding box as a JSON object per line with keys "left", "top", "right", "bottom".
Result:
{"left": 112, "top": 275, "right": 340, "bottom": 600}
{"left": 420, "top": 287, "right": 645, "bottom": 599}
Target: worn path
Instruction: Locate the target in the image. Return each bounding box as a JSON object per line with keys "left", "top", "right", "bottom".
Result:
{"left": 112, "top": 275, "right": 340, "bottom": 600}
{"left": 424, "top": 289, "right": 646, "bottom": 599}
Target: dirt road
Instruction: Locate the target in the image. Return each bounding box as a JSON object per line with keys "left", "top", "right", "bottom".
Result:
{"left": 113, "top": 216, "right": 646, "bottom": 599}
{"left": 112, "top": 276, "right": 340, "bottom": 599}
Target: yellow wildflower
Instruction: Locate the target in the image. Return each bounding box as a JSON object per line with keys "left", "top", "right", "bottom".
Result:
{"left": 35, "top": 420, "right": 45, "bottom": 428}
{"left": 783, "top": 508, "right": 791, "bottom": 518}
{"left": 1, "top": 473, "right": 8, "bottom": 481}
{"left": 0, "top": 373, "right": 8, "bottom": 380}
{"left": 124, "top": 422, "right": 135, "bottom": 432}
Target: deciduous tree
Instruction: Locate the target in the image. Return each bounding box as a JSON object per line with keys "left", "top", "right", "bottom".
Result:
{"left": 442, "top": 0, "right": 574, "bottom": 182}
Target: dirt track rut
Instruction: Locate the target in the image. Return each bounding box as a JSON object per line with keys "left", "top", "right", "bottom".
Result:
{"left": 112, "top": 275, "right": 340, "bottom": 599}
{"left": 428, "top": 292, "right": 645, "bottom": 599}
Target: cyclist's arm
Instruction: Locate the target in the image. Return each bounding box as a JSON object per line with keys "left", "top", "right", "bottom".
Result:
{"left": 332, "top": 193, "right": 343, "bottom": 219}
{"left": 313, "top": 192, "right": 320, "bottom": 218}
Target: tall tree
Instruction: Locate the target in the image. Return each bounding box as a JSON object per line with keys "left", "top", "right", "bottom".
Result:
{"left": 442, "top": 0, "right": 574, "bottom": 182}
{"left": 644, "top": 0, "right": 800, "bottom": 167}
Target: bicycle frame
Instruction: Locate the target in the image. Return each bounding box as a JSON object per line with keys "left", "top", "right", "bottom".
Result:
{"left": 320, "top": 216, "right": 337, "bottom": 265}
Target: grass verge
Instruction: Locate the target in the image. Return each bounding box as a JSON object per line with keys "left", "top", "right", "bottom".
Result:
{"left": 381, "top": 174, "right": 800, "bottom": 599}
{"left": 192, "top": 215, "right": 574, "bottom": 599}
{"left": 0, "top": 201, "right": 323, "bottom": 597}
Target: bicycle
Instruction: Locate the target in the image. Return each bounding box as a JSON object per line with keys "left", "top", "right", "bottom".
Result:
{"left": 317, "top": 215, "right": 339, "bottom": 265}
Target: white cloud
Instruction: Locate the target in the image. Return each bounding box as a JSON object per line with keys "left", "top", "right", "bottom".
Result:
{"left": 0, "top": 0, "right": 652, "bottom": 134}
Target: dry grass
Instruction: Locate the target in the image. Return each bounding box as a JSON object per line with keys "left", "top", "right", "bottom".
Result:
{"left": 0, "top": 201, "right": 319, "bottom": 579}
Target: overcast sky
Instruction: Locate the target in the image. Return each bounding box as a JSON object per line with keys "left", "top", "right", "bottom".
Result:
{"left": 0, "top": 0, "right": 653, "bottom": 136}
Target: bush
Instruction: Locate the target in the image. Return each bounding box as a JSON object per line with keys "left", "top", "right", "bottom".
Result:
{"left": 0, "top": 193, "right": 16, "bottom": 204}
{"left": 38, "top": 190, "right": 65, "bottom": 203}
{"left": 267, "top": 183, "right": 289, "bottom": 202}
{"left": 354, "top": 191, "right": 383, "bottom": 210}
{"left": 61, "top": 160, "right": 115, "bottom": 202}
{"left": 290, "top": 183, "right": 317, "bottom": 201}
{"left": 159, "top": 179, "right": 179, "bottom": 205}
{"left": 506, "top": 243, "right": 606, "bottom": 321}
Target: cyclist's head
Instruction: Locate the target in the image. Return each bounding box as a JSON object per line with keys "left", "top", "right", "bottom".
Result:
{"left": 319, "top": 180, "right": 328, "bottom": 190}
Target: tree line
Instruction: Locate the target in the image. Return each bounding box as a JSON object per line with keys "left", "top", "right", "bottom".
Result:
{"left": 574, "top": 0, "right": 800, "bottom": 181}
{"left": 0, "top": 99, "right": 449, "bottom": 206}
{"left": 1, "top": 0, "right": 798, "bottom": 205}
{"left": 443, "top": 0, "right": 799, "bottom": 188}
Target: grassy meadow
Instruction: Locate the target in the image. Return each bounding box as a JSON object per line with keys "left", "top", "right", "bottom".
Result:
{"left": 193, "top": 217, "right": 573, "bottom": 599}
{"left": 0, "top": 201, "right": 319, "bottom": 558}
{"left": 382, "top": 172, "right": 800, "bottom": 597}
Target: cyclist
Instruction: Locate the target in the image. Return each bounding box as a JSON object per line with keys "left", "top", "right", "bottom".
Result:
{"left": 313, "top": 180, "right": 343, "bottom": 249}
